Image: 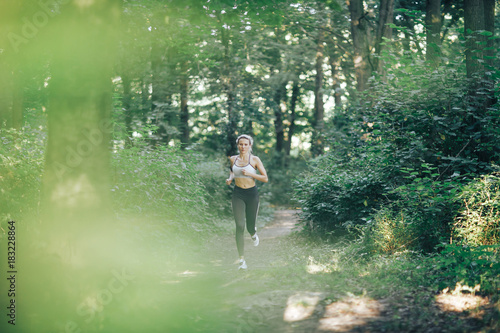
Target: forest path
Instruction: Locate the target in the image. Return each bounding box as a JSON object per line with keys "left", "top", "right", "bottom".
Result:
{"left": 155, "top": 208, "right": 493, "bottom": 333}
{"left": 190, "top": 209, "right": 493, "bottom": 333}
{"left": 197, "top": 208, "right": 354, "bottom": 333}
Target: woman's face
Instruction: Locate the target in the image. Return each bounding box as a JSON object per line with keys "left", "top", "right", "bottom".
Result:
{"left": 238, "top": 138, "right": 251, "bottom": 154}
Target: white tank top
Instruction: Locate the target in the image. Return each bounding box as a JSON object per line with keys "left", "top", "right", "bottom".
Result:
{"left": 232, "top": 155, "right": 256, "bottom": 179}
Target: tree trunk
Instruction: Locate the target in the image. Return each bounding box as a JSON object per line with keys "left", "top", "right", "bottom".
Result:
{"left": 285, "top": 80, "right": 299, "bottom": 157}
{"left": 483, "top": 0, "right": 495, "bottom": 70}
{"left": 425, "top": 0, "right": 442, "bottom": 65}
{"left": 180, "top": 60, "right": 190, "bottom": 147}
{"left": 374, "top": 0, "right": 395, "bottom": 73}
{"left": 220, "top": 24, "right": 237, "bottom": 156}
{"left": 463, "top": 0, "right": 496, "bottom": 163}
{"left": 151, "top": 8, "right": 178, "bottom": 145}
{"left": 34, "top": 0, "right": 120, "bottom": 329}
{"left": 348, "top": 0, "right": 371, "bottom": 92}
{"left": 327, "top": 42, "right": 343, "bottom": 108}
{"left": 464, "top": 0, "right": 485, "bottom": 81}
{"left": 312, "top": 30, "right": 325, "bottom": 157}
{"left": 42, "top": 0, "right": 120, "bottom": 229}
{"left": 122, "top": 74, "right": 133, "bottom": 146}
{"left": 274, "top": 82, "right": 286, "bottom": 153}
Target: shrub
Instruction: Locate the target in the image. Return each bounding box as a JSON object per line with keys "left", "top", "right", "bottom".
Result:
{"left": 294, "top": 144, "right": 391, "bottom": 232}
{"left": 194, "top": 157, "right": 233, "bottom": 218}
{"left": 362, "top": 206, "right": 419, "bottom": 254}
{"left": 430, "top": 244, "right": 500, "bottom": 295}
{"left": 383, "top": 163, "right": 467, "bottom": 251}
{"left": 111, "top": 144, "right": 226, "bottom": 233}
{"left": 452, "top": 172, "right": 500, "bottom": 246}
{"left": 0, "top": 126, "right": 45, "bottom": 223}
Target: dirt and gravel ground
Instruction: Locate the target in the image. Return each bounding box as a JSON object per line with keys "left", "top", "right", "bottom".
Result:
{"left": 152, "top": 208, "right": 498, "bottom": 333}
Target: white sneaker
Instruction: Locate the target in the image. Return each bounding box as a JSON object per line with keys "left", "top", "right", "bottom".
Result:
{"left": 238, "top": 259, "right": 247, "bottom": 270}
{"left": 252, "top": 234, "right": 259, "bottom": 246}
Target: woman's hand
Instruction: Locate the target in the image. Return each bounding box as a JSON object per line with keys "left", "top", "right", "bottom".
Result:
{"left": 226, "top": 178, "right": 232, "bottom": 185}
{"left": 241, "top": 169, "right": 252, "bottom": 178}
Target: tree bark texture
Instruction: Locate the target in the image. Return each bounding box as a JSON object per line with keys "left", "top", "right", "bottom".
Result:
{"left": 285, "top": 80, "right": 299, "bottom": 157}
{"left": 42, "top": 0, "right": 120, "bottom": 230}
{"left": 464, "top": 0, "right": 486, "bottom": 80}
{"left": 220, "top": 23, "right": 237, "bottom": 156}
{"left": 374, "top": 0, "right": 395, "bottom": 73}
{"left": 348, "top": 0, "right": 371, "bottom": 92}
{"left": 180, "top": 60, "right": 190, "bottom": 147}
{"left": 425, "top": 0, "right": 442, "bottom": 65}
{"left": 312, "top": 30, "right": 325, "bottom": 157}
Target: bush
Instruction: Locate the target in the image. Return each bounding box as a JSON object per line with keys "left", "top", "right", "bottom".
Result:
{"left": 111, "top": 144, "right": 229, "bottom": 233}
{"left": 294, "top": 38, "right": 500, "bottom": 253}
{"left": 194, "top": 157, "right": 233, "bottom": 218}
{"left": 0, "top": 126, "right": 45, "bottom": 222}
{"left": 430, "top": 244, "right": 500, "bottom": 295}
{"left": 265, "top": 152, "right": 308, "bottom": 206}
{"left": 381, "top": 163, "right": 467, "bottom": 251}
{"left": 362, "top": 206, "right": 419, "bottom": 254}
{"left": 452, "top": 172, "right": 500, "bottom": 245}
{"left": 294, "top": 144, "right": 391, "bottom": 232}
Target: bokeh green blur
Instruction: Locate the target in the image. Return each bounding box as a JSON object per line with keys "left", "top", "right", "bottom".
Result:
{"left": 0, "top": 1, "right": 234, "bottom": 332}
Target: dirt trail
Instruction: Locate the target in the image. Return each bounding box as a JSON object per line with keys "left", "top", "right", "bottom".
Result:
{"left": 259, "top": 209, "right": 301, "bottom": 239}
{"left": 201, "top": 209, "right": 330, "bottom": 332}
{"left": 186, "top": 209, "right": 494, "bottom": 333}
{"left": 172, "top": 208, "right": 497, "bottom": 333}
{"left": 205, "top": 208, "right": 301, "bottom": 270}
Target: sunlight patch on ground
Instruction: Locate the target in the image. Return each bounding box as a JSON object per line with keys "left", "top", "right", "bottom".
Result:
{"left": 306, "top": 256, "right": 337, "bottom": 274}
{"left": 283, "top": 292, "right": 324, "bottom": 322}
{"left": 318, "top": 297, "right": 383, "bottom": 332}
{"left": 436, "top": 282, "right": 488, "bottom": 317}
{"left": 160, "top": 270, "right": 199, "bottom": 284}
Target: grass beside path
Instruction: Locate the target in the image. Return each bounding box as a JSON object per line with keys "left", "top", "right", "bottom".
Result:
{"left": 193, "top": 208, "right": 499, "bottom": 333}
{"left": 60, "top": 208, "right": 498, "bottom": 333}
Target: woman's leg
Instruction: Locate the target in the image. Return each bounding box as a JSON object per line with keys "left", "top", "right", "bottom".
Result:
{"left": 245, "top": 187, "right": 260, "bottom": 236}
{"left": 232, "top": 191, "right": 246, "bottom": 257}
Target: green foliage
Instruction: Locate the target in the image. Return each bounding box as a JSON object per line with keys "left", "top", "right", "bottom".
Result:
{"left": 430, "top": 244, "right": 500, "bottom": 295}
{"left": 294, "top": 143, "right": 390, "bottom": 232}
{"left": 0, "top": 126, "right": 45, "bottom": 222}
{"left": 362, "top": 206, "right": 419, "bottom": 254}
{"left": 295, "top": 27, "right": 500, "bottom": 252}
{"left": 194, "top": 157, "right": 233, "bottom": 218}
{"left": 111, "top": 143, "right": 231, "bottom": 233}
{"left": 453, "top": 173, "right": 500, "bottom": 246}
{"left": 264, "top": 153, "right": 308, "bottom": 206}
{"left": 383, "top": 164, "right": 465, "bottom": 251}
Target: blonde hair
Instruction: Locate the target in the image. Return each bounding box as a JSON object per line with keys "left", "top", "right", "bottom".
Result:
{"left": 236, "top": 134, "right": 253, "bottom": 152}
{"left": 236, "top": 134, "right": 253, "bottom": 146}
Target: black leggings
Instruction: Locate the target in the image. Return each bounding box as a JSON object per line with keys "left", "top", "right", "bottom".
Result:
{"left": 232, "top": 186, "right": 260, "bottom": 257}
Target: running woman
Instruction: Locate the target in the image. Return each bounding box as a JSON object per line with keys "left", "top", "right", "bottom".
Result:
{"left": 226, "top": 134, "right": 268, "bottom": 270}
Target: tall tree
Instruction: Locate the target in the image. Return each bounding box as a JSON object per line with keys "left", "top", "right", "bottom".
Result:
{"left": 219, "top": 16, "right": 238, "bottom": 156}
{"left": 374, "top": 0, "right": 395, "bottom": 73}
{"left": 41, "top": 0, "right": 120, "bottom": 233}
{"left": 348, "top": 0, "right": 371, "bottom": 92}
{"left": 18, "top": 0, "right": 122, "bottom": 329}
{"left": 0, "top": 1, "right": 25, "bottom": 129}
{"left": 151, "top": 5, "right": 178, "bottom": 144}
{"left": 464, "top": 0, "right": 495, "bottom": 92}
{"left": 180, "top": 59, "right": 190, "bottom": 147}
{"left": 425, "top": 0, "right": 442, "bottom": 65}
{"left": 285, "top": 79, "right": 300, "bottom": 157}
{"left": 311, "top": 27, "right": 326, "bottom": 157}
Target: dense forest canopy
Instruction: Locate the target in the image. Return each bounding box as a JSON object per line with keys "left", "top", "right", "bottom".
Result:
{"left": 0, "top": 0, "right": 499, "bottom": 332}
{"left": 1, "top": 0, "right": 499, "bottom": 247}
